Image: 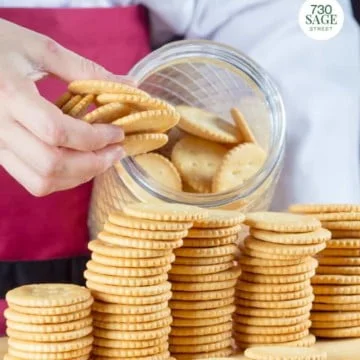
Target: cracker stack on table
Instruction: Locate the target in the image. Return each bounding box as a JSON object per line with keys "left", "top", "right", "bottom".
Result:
{"left": 234, "top": 212, "right": 330, "bottom": 349}
{"left": 290, "top": 204, "right": 360, "bottom": 339}
{"left": 4, "top": 284, "right": 93, "bottom": 360}
{"left": 168, "top": 209, "right": 244, "bottom": 359}
{"left": 85, "top": 203, "right": 207, "bottom": 360}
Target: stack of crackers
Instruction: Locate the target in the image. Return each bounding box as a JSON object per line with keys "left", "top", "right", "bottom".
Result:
{"left": 85, "top": 203, "right": 206, "bottom": 359}
{"left": 168, "top": 209, "right": 243, "bottom": 359}
{"left": 234, "top": 212, "right": 330, "bottom": 349}
{"left": 290, "top": 204, "right": 360, "bottom": 339}
{"left": 4, "top": 284, "right": 93, "bottom": 360}
{"left": 56, "top": 80, "right": 181, "bottom": 156}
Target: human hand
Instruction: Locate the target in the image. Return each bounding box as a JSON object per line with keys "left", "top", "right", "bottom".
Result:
{"left": 0, "top": 19, "right": 130, "bottom": 196}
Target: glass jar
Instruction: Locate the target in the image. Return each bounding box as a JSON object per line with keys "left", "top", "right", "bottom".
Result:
{"left": 89, "top": 40, "right": 286, "bottom": 237}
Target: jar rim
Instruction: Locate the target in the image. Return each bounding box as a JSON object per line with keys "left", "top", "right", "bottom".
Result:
{"left": 119, "top": 39, "right": 286, "bottom": 208}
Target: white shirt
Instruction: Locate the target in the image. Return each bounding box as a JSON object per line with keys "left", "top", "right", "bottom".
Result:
{"left": 1, "top": 0, "right": 359, "bottom": 210}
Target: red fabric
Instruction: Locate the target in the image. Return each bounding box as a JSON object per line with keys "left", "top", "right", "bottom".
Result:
{"left": 0, "top": 6, "right": 150, "bottom": 332}
{"left": 0, "top": 300, "right": 6, "bottom": 335}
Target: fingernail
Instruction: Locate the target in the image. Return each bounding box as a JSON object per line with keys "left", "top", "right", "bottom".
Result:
{"left": 105, "top": 146, "right": 126, "bottom": 166}
{"left": 105, "top": 125, "right": 124, "bottom": 143}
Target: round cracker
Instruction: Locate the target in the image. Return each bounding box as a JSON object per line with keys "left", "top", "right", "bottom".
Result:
{"left": 244, "top": 236, "right": 325, "bottom": 256}
{"left": 240, "top": 257, "right": 318, "bottom": 275}
{"left": 236, "top": 334, "right": 316, "bottom": 349}
{"left": 86, "top": 260, "right": 170, "bottom": 277}
{"left": 135, "top": 153, "right": 182, "bottom": 191}
{"left": 186, "top": 224, "right": 241, "bottom": 238}
{"left": 236, "top": 280, "right": 311, "bottom": 294}
{"left": 234, "top": 320, "right": 311, "bottom": 335}
{"left": 91, "top": 252, "right": 174, "bottom": 267}
{"left": 244, "top": 346, "right": 327, "bottom": 360}
{"left": 6, "top": 326, "right": 92, "bottom": 343}
{"left": 96, "top": 93, "right": 174, "bottom": 111}
{"left": 102, "top": 224, "right": 187, "bottom": 240}
{"left": 212, "top": 143, "right": 266, "bottom": 192}
{"left": 113, "top": 109, "right": 179, "bottom": 134}
{"left": 244, "top": 212, "right": 321, "bottom": 233}
{"left": 92, "top": 300, "right": 168, "bottom": 315}
{"left": 235, "top": 304, "right": 312, "bottom": 318}
{"left": 230, "top": 107, "right": 257, "bottom": 144}
{"left": 55, "top": 91, "right": 72, "bottom": 108}
{"left": 122, "top": 133, "right": 168, "bottom": 156}
{"left": 182, "top": 235, "right": 237, "bottom": 248}
{"left": 172, "top": 287, "right": 235, "bottom": 301}
{"left": 171, "top": 136, "right": 227, "bottom": 193}
{"left": 169, "top": 266, "right": 241, "bottom": 283}
{"left": 169, "top": 262, "right": 234, "bottom": 275}
{"left": 61, "top": 95, "right": 82, "bottom": 114}
{"left": 289, "top": 203, "right": 360, "bottom": 214}
{"left": 193, "top": 208, "right": 245, "bottom": 228}
{"left": 235, "top": 295, "right": 314, "bottom": 309}
{"left": 86, "top": 280, "right": 171, "bottom": 296}
{"left": 123, "top": 202, "right": 207, "bottom": 221}
{"left": 174, "top": 244, "right": 237, "bottom": 258}
{"left": 84, "top": 269, "right": 168, "bottom": 286}
{"left": 250, "top": 227, "right": 330, "bottom": 245}
{"left": 108, "top": 212, "right": 192, "bottom": 231}
{"left": 322, "top": 220, "right": 360, "bottom": 230}
{"left": 238, "top": 255, "right": 305, "bottom": 267}
{"left": 313, "top": 284, "right": 360, "bottom": 295}
{"left": 4, "top": 308, "right": 90, "bottom": 325}
{"left": 233, "top": 329, "right": 309, "bottom": 344}
{"left": 234, "top": 313, "right": 310, "bottom": 327}
{"left": 174, "top": 254, "right": 234, "bottom": 265}
{"left": 68, "top": 94, "right": 94, "bottom": 117}
{"left": 176, "top": 105, "right": 241, "bottom": 144}
{"left": 83, "top": 102, "right": 132, "bottom": 124}
{"left": 240, "top": 270, "right": 315, "bottom": 284}
{"left": 8, "top": 297, "right": 93, "bottom": 316}
{"left": 68, "top": 79, "right": 149, "bottom": 97}
{"left": 8, "top": 335, "right": 93, "bottom": 353}
{"left": 311, "top": 274, "right": 360, "bottom": 285}
{"left": 237, "top": 287, "right": 313, "bottom": 302}
{"left": 6, "top": 284, "right": 90, "bottom": 308}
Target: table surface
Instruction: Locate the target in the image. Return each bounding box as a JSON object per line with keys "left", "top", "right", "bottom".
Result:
{"left": 1, "top": 337, "right": 360, "bottom": 359}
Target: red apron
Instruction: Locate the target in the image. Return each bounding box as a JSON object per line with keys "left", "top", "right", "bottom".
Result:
{"left": 0, "top": 6, "right": 150, "bottom": 334}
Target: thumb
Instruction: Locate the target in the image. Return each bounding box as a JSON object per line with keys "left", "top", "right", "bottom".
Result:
{"left": 35, "top": 37, "right": 136, "bottom": 86}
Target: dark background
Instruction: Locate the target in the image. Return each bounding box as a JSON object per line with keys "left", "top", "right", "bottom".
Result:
{"left": 352, "top": 0, "right": 359, "bottom": 24}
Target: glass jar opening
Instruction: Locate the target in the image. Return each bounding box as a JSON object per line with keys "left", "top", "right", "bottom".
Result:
{"left": 119, "top": 40, "right": 285, "bottom": 208}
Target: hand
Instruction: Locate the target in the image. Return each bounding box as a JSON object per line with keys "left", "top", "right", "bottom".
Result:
{"left": 0, "top": 19, "right": 129, "bottom": 196}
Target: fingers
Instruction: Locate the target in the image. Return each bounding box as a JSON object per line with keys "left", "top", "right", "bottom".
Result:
{"left": 0, "top": 119, "right": 125, "bottom": 179}
{"left": 5, "top": 85, "right": 124, "bottom": 151}
{"left": 27, "top": 35, "right": 136, "bottom": 85}
{"left": 0, "top": 146, "right": 125, "bottom": 197}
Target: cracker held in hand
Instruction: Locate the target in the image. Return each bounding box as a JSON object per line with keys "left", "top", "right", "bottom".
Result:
{"left": 176, "top": 105, "right": 242, "bottom": 143}
{"left": 56, "top": 80, "right": 182, "bottom": 158}
{"left": 171, "top": 136, "right": 227, "bottom": 193}
{"left": 235, "top": 210, "right": 328, "bottom": 349}
{"left": 4, "top": 284, "right": 93, "bottom": 360}
{"left": 212, "top": 142, "right": 266, "bottom": 192}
